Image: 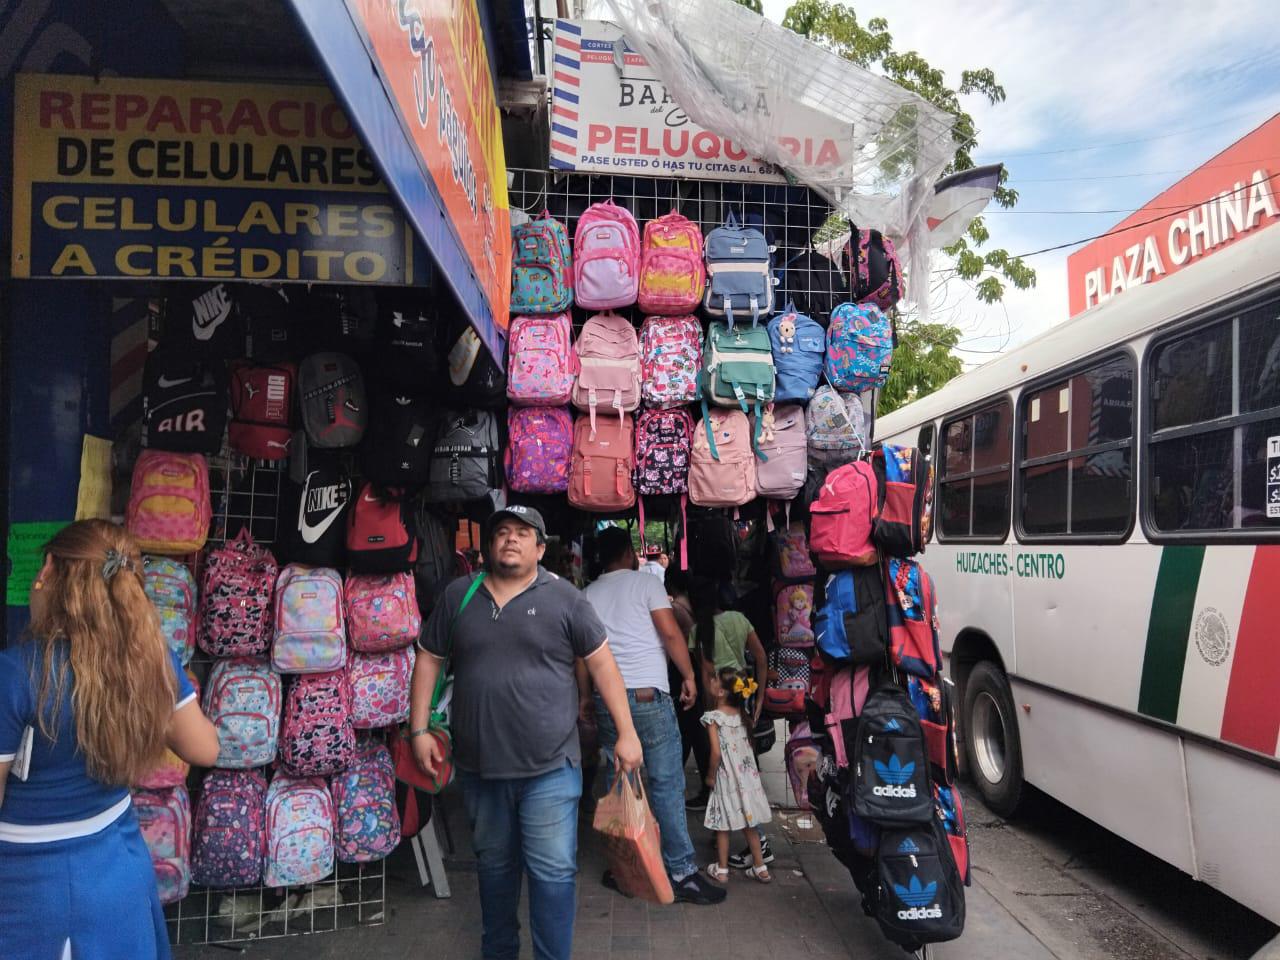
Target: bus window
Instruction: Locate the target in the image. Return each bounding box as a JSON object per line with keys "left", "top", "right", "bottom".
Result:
{"left": 1020, "top": 356, "right": 1134, "bottom": 539}
{"left": 1148, "top": 298, "right": 1280, "bottom": 535}
{"left": 940, "top": 400, "right": 1011, "bottom": 540}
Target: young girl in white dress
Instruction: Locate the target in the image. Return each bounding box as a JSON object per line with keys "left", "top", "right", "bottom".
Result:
{"left": 702, "top": 667, "right": 773, "bottom": 883}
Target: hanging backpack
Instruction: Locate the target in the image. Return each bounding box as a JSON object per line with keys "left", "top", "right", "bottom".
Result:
{"left": 304, "top": 286, "right": 379, "bottom": 348}
{"left": 298, "top": 352, "right": 368, "bottom": 448}
{"left": 768, "top": 304, "right": 826, "bottom": 403}
{"left": 634, "top": 408, "right": 694, "bottom": 497}
{"left": 752, "top": 404, "right": 807, "bottom": 500}
{"left": 507, "top": 313, "right": 576, "bottom": 406}
{"left": 279, "top": 457, "right": 354, "bottom": 568}
{"left": 781, "top": 245, "right": 847, "bottom": 324}
{"left": 773, "top": 523, "right": 817, "bottom": 581}
{"left": 272, "top": 564, "right": 346, "bottom": 674}
{"left": 885, "top": 558, "right": 942, "bottom": 679}
{"left": 573, "top": 199, "right": 641, "bottom": 310}
{"left": 413, "top": 500, "right": 458, "bottom": 616}
{"left": 785, "top": 721, "right": 821, "bottom": 812}
{"left": 198, "top": 529, "right": 277, "bottom": 658}
{"left": 852, "top": 683, "right": 934, "bottom": 825}
{"left": 506, "top": 406, "right": 573, "bottom": 494}
{"left": 510, "top": 211, "right": 574, "bottom": 314}
{"left": 825, "top": 302, "right": 894, "bottom": 393}
{"left": 443, "top": 321, "right": 507, "bottom": 409}
{"left": 165, "top": 281, "right": 243, "bottom": 360}
{"left": 126, "top": 451, "right": 212, "bottom": 555}
{"left": 571, "top": 313, "right": 641, "bottom": 434}
{"left": 809, "top": 462, "right": 879, "bottom": 570}
{"left": 332, "top": 740, "right": 401, "bottom": 862}
{"left": 143, "top": 556, "right": 197, "bottom": 665}
{"left": 349, "top": 646, "right": 415, "bottom": 729}
{"left": 228, "top": 361, "right": 296, "bottom": 461}
{"left": 134, "top": 786, "right": 191, "bottom": 905}
{"left": 806, "top": 386, "right": 867, "bottom": 481}
{"left": 568, "top": 413, "right": 636, "bottom": 512}
{"left": 815, "top": 566, "right": 888, "bottom": 666}
{"left": 240, "top": 284, "right": 294, "bottom": 362}
{"left": 637, "top": 210, "right": 705, "bottom": 315}
{"left": 933, "top": 782, "right": 971, "bottom": 884}
{"left": 377, "top": 292, "right": 440, "bottom": 394}
{"left": 141, "top": 348, "right": 228, "bottom": 454}
{"left": 847, "top": 228, "right": 904, "bottom": 311}
{"left": 191, "top": 768, "right": 268, "bottom": 888}
{"left": 702, "top": 322, "right": 776, "bottom": 425}
{"left": 764, "top": 646, "right": 811, "bottom": 717}
{"left": 639, "top": 314, "right": 702, "bottom": 408}
{"left": 875, "top": 818, "right": 966, "bottom": 948}
{"left": 774, "top": 580, "right": 815, "bottom": 648}
{"left": 204, "top": 657, "right": 281, "bottom": 769}
{"left": 263, "top": 774, "right": 336, "bottom": 888}
{"left": 360, "top": 394, "right": 436, "bottom": 487}
{"left": 703, "top": 210, "right": 775, "bottom": 327}
{"left": 689, "top": 408, "right": 756, "bottom": 508}
{"left": 345, "top": 572, "right": 421, "bottom": 652}
{"left": 425, "top": 409, "right": 503, "bottom": 503}
{"left": 872, "top": 445, "right": 934, "bottom": 558}
{"left": 280, "top": 671, "right": 356, "bottom": 776}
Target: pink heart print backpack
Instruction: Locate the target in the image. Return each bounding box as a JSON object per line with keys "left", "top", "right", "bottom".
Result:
{"left": 134, "top": 785, "right": 192, "bottom": 905}
{"left": 506, "top": 313, "right": 576, "bottom": 406}
{"left": 638, "top": 211, "right": 705, "bottom": 315}
{"left": 198, "top": 528, "right": 278, "bottom": 658}
{"left": 280, "top": 670, "right": 357, "bottom": 776}
{"left": 573, "top": 199, "right": 641, "bottom": 310}
{"left": 634, "top": 408, "right": 694, "bottom": 497}
{"left": 272, "top": 564, "right": 347, "bottom": 673}
{"left": 144, "top": 556, "right": 197, "bottom": 664}
{"left": 639, "top": 315, "right": 702, "bottom": 408}
{"left": 332, "top": 740, "right": 401, "bottom": 863}
{"left": 345, "top": 572, "right": 421, "bottom": 653}
{"left": 349, "top": 646, "right": 415, "bottom": 729}
{"left": 263, "top": 774, "right": 336, "bottom": 888}
{"left": 506, "top": 407, "right": 573, "bottom": 494}
{"left": 204, "top": 657, "right": 281, "bottom": 769}
{"left": 191, "top": 768, "right": 267, "bottom": 888}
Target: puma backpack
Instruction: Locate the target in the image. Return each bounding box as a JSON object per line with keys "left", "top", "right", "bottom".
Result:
{"left": 228, "top": 361, "right": 296, "bottom": 461}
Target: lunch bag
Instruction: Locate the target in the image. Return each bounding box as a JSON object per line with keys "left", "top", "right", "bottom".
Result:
{"left": 752, "top": 403, "right": 808, "bottom": 500}
{"left": 507, "top": 313, "right": 576, "bottom": 406}
{"left": 347, "top": 484, "right": 419, "bottom": 574}
{"left": 135, "top": 785, "right": 191, "bottom": 905}
{"left": 809, "top": 461, "right": 879, "bottom": 569}
{"left": 228, "top": 361, "right": 296, "bottom": 460}
{"left": 144, "top": 556, "right": 197, "bottom": 664}
{"left": 571, "top": 313, "right": 641, "bottom": 434}
{"left": 703, "top": 210, "right": 775, "bottom": 327}
{"left": 511, "top": 211, "right": 574, "bottom": 314}
{"left": 568, "top": 413, "right": 636, "bottom": 512}
{"left": 634, "top": 408, "right": 694, "bottom": 497}
{"left": 280, "top": 671, "right": 357, "bottom": 776}
{"left": 825, "top": 302, "right": 894, "bottom": 393}
{"left": 852, "top": 683, "right": 934, "bottom": 825}
{"left": 191, "top": 769, "right": 267, "bottom": 888}
{"left": 506, "top": 407, "right": 573, "bottom": 494}
{"left": 345, "top": 572, "right": 421, "bottom": 652}
{"left": 689, "top": 408, "right": 756, "bottom": 508}
{"left": 263, "top": 774, "right": 336, "bottom": 887}
{"left": 638, "top": 211, "right": 705, "bottom": 315}
{"left": 639, "top": 314, "right": 702, "bottom": 408}
{"left": 298, "top": 352, "right": 368, "bottom": 448}
{"left": 848, "top": 228, "right": 904, "bottom": 311}
{"left": 573, "top": 199, "right": 641, "bottom": 310}
{"left": 332, "top": 741, "right": 401, "bottom": 862}
{"left": 203, "top": 656, "right": 282, "bottom": 768}
{"left": 425, "top": 409, "right": 504, "bottom": 503}
{"left": 872, "top": 445, "right": 934, "bottom": 558}
{"left": 126, "top": 451, "right": 212, "bottom": 555}
{"left": 272, "top": 564, "right": 347, "bottom": 674}
{"left": 348, "top": 646, "right": 415, "bottom": 729}
{"left": 198, "top": 529, "right": 277, "bottom": 658}
{"left": 768, "top": 304, "right": 826, "bottom": 403}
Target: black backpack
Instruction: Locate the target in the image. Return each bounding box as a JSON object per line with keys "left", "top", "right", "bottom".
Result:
{"left": 781, "top": 246, "right": 846, "bottom": 324}
{"left": 165, "top": 282, "right": 245, "bottom": 360}
{"left": 413, "top": 499, "right": 457, "bottom": 616}
{"left": 874, "top": 818, "right": 966, "bottom": 948}
{"left": 685, "top": 509, "right": 736, "bottom": 575}
{"left": 301, "top": 287, "right": 378, "bottom": 351}
{"left": 360, "top": 394, "right": 437, "bottom": 487}
{"left": 141, "top": 348, "right": 228, "bottom": 454}
{"left": 378, "top": 292, "right": 441, "bottom": 394}
{"left": 279, "top": 455, "right": 354, "bottom": 567}
{"left": 851, "top": 683, "right": 933, "bottom": 825}
{"left": 425, "top": 409, "right": 503, "bottom": 504}
{"left": 240, "top": 284, "right": 295, "bottom": 363}
{"left": 442, "top": 321, "right": 506, "bottom": 409}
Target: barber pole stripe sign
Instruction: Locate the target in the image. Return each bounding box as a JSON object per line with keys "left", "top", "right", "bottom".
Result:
{"left": 550, "top": 21, "right": 582, "bottom": 170}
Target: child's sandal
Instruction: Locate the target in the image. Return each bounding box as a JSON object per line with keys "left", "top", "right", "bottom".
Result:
{"left": 746, "top": 865, "right": 772, "bottom": 884}
{"left": 705, "top": 863, "right": 730, "bottom": 884}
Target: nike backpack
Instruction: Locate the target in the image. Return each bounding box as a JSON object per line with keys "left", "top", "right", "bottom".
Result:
{"left": 825, "top": 302, "right": 894, "bottom": 393}
{"left": 240, "top": 283, "right": 294, "bottom": 362}
{"left": 228, "top": 361, "right": 296, "bottom": 461}
{"left": 702, "top": 322, "right": 776, "bottom": 423}
{"left": 689, "top": 407, "right": 756, "bottom": 508}
{"left": 634, "top": 408, "right": 694, "bottom": 497}
{"left": 806, "top": 386, "right": 867, "bottom": 483}
{"left": 360, "top": 394, "right": 436, "bottom": 487}
{"left": 752, "top": 403, "right": 808, "bottom": 501}
{"left": 573, "top": 199, "right": 641, "bottom": 310}
{"left": 871, "top": 445, "right": 934, "bottom": 558}
{"left": 815, "top": 566, "right": 888, "bottom": 666}
{"left": 198, "top": 528, "right": 277, "bottom": 658}
{"left": 571, "top": 312, "right": 641, "bottom": 434}
{"left": 141, "top": 348, "right": 228, "bottom": 454}
{"left": 425, "top": 409, "right": 503, "bottom": 503}
{"left": 134, "top": 785, "right": 191, "bottom": 905}
{"left": 847, "top": 228, "right": 904, "bottom": 311}
{"left": 506, "top": 313, "right": 576, "bottom": 406}
{"left": 639, "top": 314, "right": 702, "bottom": 408}
{"left": 809, "top": 461, "right": 879, "bottom": 569}
{"left": 875, "top": 818, "right": 966, "bottom": 948}
{"left": 511, "top": 211, "right": 574, "bottom": 314}
{"left": 126, "top": 451, "right": 212, "bottom": 555}
{"left": 345, "top": 572, "right": 421, "bottom": 652}
{"left": 165, "top": 281, "right": 243, "bottom": 360}
{"left": 203, "top": 657, "right": 281, "bottom": 769}
{"left": 143, "top": 556, "right": 197, "bottom": 664}
{"left": 279, "top": 457, "right": 353, "bottom": 568}
{"left": 332, "top": 740, "right": 401, "bottom": 863}
{"left": 703, "top": 210, "right": 775, "bottom": 327}
{"left": 506, "top": 407, "right": 573, "bottom": 494}
{"left": 272, "top": 564, "right": 347, "bottom": 674}
{"left": 192, "top": 768, "right": 268, "bottom": 888}
{"left": 852, "top": 683, "right": 933, "bottom": 825}
{"left": 263, "top": 774, "right": 336, "bottom": 888}
{"left": 637, "top": 211, "right": 705, "bottom": 315}
{"left": 348, "top": 646, "right": 415, "bottom": 728}
{"left": 884, "top": 558, "right": 942, "bottom": 679}
{"left": 347, "top": 484, "right": 420, "bottom": 574}
{"left": 768, "top": 304, "right": 826, "bottom": 403}
{"left": 442, "top": 320, "right": 506, "bottom": 409}
{"left": 568, "top": 413, "right": 636, "bottom": 512}
{"left": 377, "top": 292, "right": 440, "bottom": 394}
{"left": 280, "top": 671, "right": 357, "bottom": 776}
{"left": 298, "top": 352, "right": 368, "bottom": 448}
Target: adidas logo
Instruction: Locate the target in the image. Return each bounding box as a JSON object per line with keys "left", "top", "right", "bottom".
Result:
{"left": 897, "top": 905, "right": 944, "bottom": 921}
{"left": 873, "top": 755, "right": 917, "bottom": 798}
{"left": 897, "top": 837, "right": 920, "bottom": 854}
{"left": 894, "top": 876, "right": 940, "bottom": 920}
{"left": 884, "top": 718, "right": 903, "bottom": 732}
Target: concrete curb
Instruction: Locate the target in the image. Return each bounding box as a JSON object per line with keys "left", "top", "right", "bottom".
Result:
{"left": 971, "top": 866, "right": 1092, "bottom": 960}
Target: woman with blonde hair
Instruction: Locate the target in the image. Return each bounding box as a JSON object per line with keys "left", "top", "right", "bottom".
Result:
{"left": 0, "top": 519, "right": 220, "bottom": 958}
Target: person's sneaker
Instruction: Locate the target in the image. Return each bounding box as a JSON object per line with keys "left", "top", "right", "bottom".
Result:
{"left": 685, "top": 788, "right": 711, "bottom": 811}
{"left": 728, "top": 837, "right": 774, "bottom": 870}
{"left": 670, "top": 869, "right": 728, "bottom": 905}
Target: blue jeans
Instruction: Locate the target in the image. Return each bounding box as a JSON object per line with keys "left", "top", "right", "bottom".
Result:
{"left": 457, "top": 762, "right": 582, "bottom": 960}
{"left": 594, "top": 689, "right": 697, "bottom": 880}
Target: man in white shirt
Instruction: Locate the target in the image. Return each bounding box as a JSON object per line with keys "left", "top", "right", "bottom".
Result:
{"left": 640, "top": 544, "right": 667, "bottom": 580}
{"left": 581, "top": 528, "right": 725, "bottom": 905}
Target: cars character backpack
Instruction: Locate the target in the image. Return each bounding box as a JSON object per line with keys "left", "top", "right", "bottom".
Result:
{"left": 425, "top": 409, "right": 504, "bottom": 504}
{"left": 638, "top": 211, "right": 705, "bottom": 315}
{"left": 703, "top": 210, "right": 775, "bottom": 327}
{"left": 568, "top": 413, "right": 636, "bottom": 512}
{"left": 765, "top": 646, "right": 811, "bottom": 717}
{"left": 847, "top": 227, "right": 904, "bottom": 311}
{"left": 263, "top": 775, "right": 336, "bottom": 888}
{"left": 768, "top": 303, "right": 826, "bottom": 403}
{"left": 280, "top": 670, "right": 357, "bottom": 776}
{"left": 144, "top": 556, "right": 197, "bottom": 664}
{"left": 204, "top": 656, "right": 281, "bottom": 769}
{"left": 506, "top": 407, "right": 573, "bottom": 494}
{"left": 141, "top": 348, "right": 228, "bottom": 455}
{"left": 825, "top": 302, "right": 894, "bottom": 393}
{"left": 135, "top": 785, "right": 191, "bottom": 905}
{"left": 228, "top": 361, "right": 295, "bottom": 460}
{"left": 511, "top": 211, "right": 573, "bottom": 314}
{"left": 348, "top": 646, "right": 415, "bottom": 729}
{"left": 345, "top": 572, "right": 421, "bottom": 652}
{"left": 272, "top": 564, "right": 346, "bottom": 674}
{"left": 332, "top": 741, "right": 401, "bottom": 863}
{"left": 198, "top": 529, "right": 277, "bottom": 658}
{"left": 507, "top": 313, "right": 576, "bottom": 406}
{"left": 126, "top": 450, "right": 212, "bottom": 555}
{"left": 571, "top": 312, "right": 641, "bottom": 434}
{"left": 752, "top": 404, "right": 808, "bottom": 500}
{"left": 573, "top": 199, "right": 641, "bottom": 310}
{"left": 634, "top": 408, "right": 694, "bottom": 497}
{"left": 298, "top": 352, "right": 368, "bottom": 448}
{"left": 192, "top": 768, "right": 267, "bottom": 888}
{"left": 347, "top": 484, "right": 420, "bottom": 574}
{"left": 639, "top": 314, "right": 702, "bottom": 408}
{"left": 689, "top": 408, "right": 756, "bottom": 508}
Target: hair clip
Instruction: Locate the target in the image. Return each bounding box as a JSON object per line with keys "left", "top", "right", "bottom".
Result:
{"left": 102, "top": 548, "right": 128, "bottom": 582}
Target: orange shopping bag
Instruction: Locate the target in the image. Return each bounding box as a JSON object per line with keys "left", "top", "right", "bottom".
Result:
{"left": 592, "top": 771, "right": 674, "bottom": 904}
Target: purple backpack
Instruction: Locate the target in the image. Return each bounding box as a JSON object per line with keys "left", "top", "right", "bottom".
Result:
{"left": 204, "top": 657, "right": 281, "bottom": 769}
{"left": 280, "top": 671, "right": 356, "bottom": 777}
{"left": 191, "top": 769, "right": 267, "bottom": 888}
{"left": 506, "top": 407, "right": 573, "bottom": 494}
{"left": 507, "top": 313, "right": 576, "bottom": 406}
{"left": 135, "top": 786, "right": 191, "bottom": 905}
{"left": 264, "top": 774, "right": 335, "bottom": 887}
{"left": 824, "top": 302, "right": 894, "bottom": 393}
{"left": 634, "top": 408, "right": 694, "bottom": 496}
{"left": 349, "top": 647, "right": 415, "bottom": 729}
{"left": 332, "top": 740, "right": 401, "bottom": 863}
{"left": 198, "top": 528, "right": 277, "bottom": 658}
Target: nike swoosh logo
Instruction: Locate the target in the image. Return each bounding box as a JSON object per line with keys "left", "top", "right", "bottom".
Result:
{"left": 157, "top": 376, "right": 192, "bottom": 388}
{"left": 298, "top": 473, "right": 346, "bottom": 544}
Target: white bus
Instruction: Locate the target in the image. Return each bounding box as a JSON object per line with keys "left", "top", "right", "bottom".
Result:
{"left": 874, "top": 224, "right": 1280, "bottom": 925}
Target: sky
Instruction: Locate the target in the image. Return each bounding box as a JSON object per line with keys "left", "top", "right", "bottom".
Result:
{"left": 756, "top": 0, "right": 1280, "bottom": 360}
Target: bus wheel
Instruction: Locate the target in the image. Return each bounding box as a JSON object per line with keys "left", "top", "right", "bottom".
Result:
{"left": 963, "top": 661, "right": 1024, "bottom": 817}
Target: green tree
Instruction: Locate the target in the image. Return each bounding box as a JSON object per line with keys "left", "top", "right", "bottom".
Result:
{"left": 877, "top": 321, "right": 964, "bottom": 414}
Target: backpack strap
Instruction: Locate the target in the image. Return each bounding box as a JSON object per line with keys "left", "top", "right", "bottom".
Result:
{"left": 430, "top": 573, "right": 485, "bottom": 711}
{"left": 751, "top": 397, "right": 769, "bottom": 463}
{"left": 700, "top": 396, "right": 720, "bottom": 462}
{"left": 679, "top": 494, "right": 688, "bottom": 569}
{"left": 725, "top": 209, "right": 740, "bottom": 230}
{"left": 749, "top": 294, "right": 760, "bottom": 328}
{"left": 725, "top": 301, "right": 735, "bottom": 331}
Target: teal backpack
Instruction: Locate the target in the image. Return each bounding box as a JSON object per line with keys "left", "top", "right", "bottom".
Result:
{"left": 510, "top": 212, "right": 573, "bottom": 314}
{"left": 702, "top": 322, "right": 776, "bottom": 455}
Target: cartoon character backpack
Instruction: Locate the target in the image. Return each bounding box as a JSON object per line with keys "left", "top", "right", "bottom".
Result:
{"left": 280, "top": 671, "right": 357, "bottom": 776}
{"left": 785, "top": 721, "right": 821, "bottom": 812}
{"left": 764, "top": 646, "right": 811, "bottom": 717}
{"left": 345, "top": 572, "right": 421, "bottom": 652}
{"left": 204, "top": 657, "right": 281, "bottom": 768}
{"left": 144, "top": 556, "right": 197, "bottom": 664}
{"left": 773, "top": 523, "right": 817, "bottom": 581}
{"left": 573, "top": 199, "right": 641, "bottom": 310}
{"left": 571, "top": 313, "right": 641, "bottom": 434}
{"left": 348, "top": 646, "right": 415, "bottom": 729}
{"left": 689, "top": 408, "right": 756, "bottom": 508}
{"left": 332, "top": 741, "right": 401, "bottom": 863}
{"left": 511, "top": 211, "right": 573, "bottom": 314}
{"left": 634, "top": 408, "right": 694, "bottom": 497}
{"left": 272, "top": 564, "right": 346, "bottom": 674}
{"left": 506, "top": 407, "right": 573, "bottom": 494}
{"left": 773, "top": 580, "right": 815, "bottom": 648}
{"left": 638, "top": 211, "right": 705, "bottom": 315}
{"left": 752, "top": 403, "right": 808, "bottom": 501}
{"left": 263, "top": 774, "right": 336, "bottom": 888}
{"left": 639, "top": 314, "right": 702, "bottom": 408}
{"left": 192, "top": 769, "right": 267, "bottom": 888}
{"left": 768, "top": 303, "right": 826, "bottom": 403}
{"left": 568, "top": 413, "right": 637, "bottom": 512}
{"left": 825, "top": 302, "right": 894, "bottom": 393}
{"left": 872, "top": 444, "right": 934, "bottom": 558}
{"left": 134, "top": 785, "right": 191, "bottom": 905}
{"left": 126, "top": 450, "right": 212, "bottom": 555}
{"left": 198, "top": 529, "right": 277, "bottom": 658}
{"left": 507, "top": 313, "right": 576, "bottom": 406}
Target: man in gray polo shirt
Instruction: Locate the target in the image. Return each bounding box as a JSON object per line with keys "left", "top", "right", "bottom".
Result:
{"left": 410, "top": 505, "right": 640, "bottom": 960}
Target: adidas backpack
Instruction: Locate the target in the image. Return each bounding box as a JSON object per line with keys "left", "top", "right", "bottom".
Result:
{"left": 348, "top": 484, "right": 419, "bottom": 574}
{"left": 134, "top": 785, "right": 191, "bottom": 905}
{"left": 204, "top": 657, "right": 281, "bottom": 769}
{"left": 634, "top": 408, "right": 694, "bottom": 497}
{"left": 144, "top": 556, "right": 197, "bottom": 664}
{"left": 198, "top": 529, "right": 277, "bottom": 658}
{"left": 511, "top": 211, "right": 574, "bottom": 314}
{"left": 768, "top": 303, "right": 826, "bottom": 403}
{"left": 425, "top": 409, "right": 503, "bottom": 504}
{"left": 506, "top": 407, "right": 573, "bottom": 494}
{"left": 507, "top": 313, "right": 576, "bottom": 406}
{"left": 639, "top": 314, "right": 702, "bottom": 408}
{"left": 569, "top": 413, "right": 636, "bottom": 512}
{"left": 689, "top": 408, "right": 756, "bottom": 508}
{"left": 263, "top": 774, "right": 336, "bottom": 888}
{"left": 571, "top": 312, "right": 641, "bottom": 434}
{"left": 703, "top": 210, "right": 775, "bottom": 327}
{"left": 573, "top": 199, "right": 641, "bottom": 310}
{"left": 377, "top": 292, "right": 441, "bottom": 394}
{"left": 272, "top": 564, "right": 347, "bottom": 674}
{"left": 703, "top": 322, "right": 776, "bottom": 420}
{"left": 826, "top": 302, "right": 894, "bottom": 393}
{"left": 872, "top": 445, "right": 934, "bottom": 558}
{"left": 298, "top": 352, "right": 368, "bottom": 448}
{"left": 809, "top": 461, "right": 879, "bottom": 569}
{"left": 280, "top": 671, "right": 356, "bottom": 776}
{"left": 332, "top": 740, "right": 401, "bottom": 862}
{"left": 228, "top": 361, "right": 295, "bottom": 461}
{"left": 141, "top": 348, "right": 228, "bottom": 454}
{"left": 360, "top": 394, "right": 436, "bottom": 487}
{"left": 126, "top": 451, "right": 212, "bottom": 555}
{"left": 638, "top": 211, "right": 705, "bottom": 315}
{"left": 875, "top": 818, "right": 966, "bottom": 948}
{"left": 752, "top": 404, "right": 807, "bottom": 501}
{"left": 349, "top": 646, "right": 415, "bottom": 728}
{"left": 852, "top": 682, "right": 933, "bottom": 825}
{"left": 345, "top": 572, "right": 421, "bottom": 652}
{"left": 847, "top": 228, "right": 904, "bottom": 311}
{"left": 192, "top": 768, "right": 267, "bottom": 888}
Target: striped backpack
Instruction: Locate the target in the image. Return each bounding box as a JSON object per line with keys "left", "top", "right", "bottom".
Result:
{"left": 272, "top": 564, "right": 346, "bottom": 674}
{"left": 281, "top": 670, "right": 357, "bottom": 776}
{"left": 703, "top": 211, "right": 775, "bottom": 327}
{"left": 349, "top": 646, "right": 415, "bottom": 729}
{"left": 198, "top": 529, "right": 277, "bottom": 658}
{"left": 506, "top": 313, "right": 576, "bottom": 405}
{"left": 573, "top": 199, "right": 641, "bottom": 310}
{"left": 135, "top": 785, "right": 191, "bottom": 905}
{"left": 506, "top": 407, "right": 573, "bottom": 494}
{"left": 345, "top": 572, "right": 421, "bottom": 653}
{"left": 510, "top": 212, "right": 573, "bottom": 314}
{"left": 825, "top": 302, "right": 894, "bottom": 393}
{"left": 639, "top": 315, "right": 702, "bottom": 408}
{"left": 126, "top": 450, "right": 212, "bottom": 555}
{"left": 204, "top": 657, "right": 281, "bottom": 769}
{"left": 264, "top": 775, "right": 336, "bottom": 888}
{"left": 191, "top": 769, "right": 267, "bottom": 888}
{"left": 638, "top": 211, "right": 705, "bottom": 315}
{"left": 144, "top": 556, "right": 196, "bottom": 664}
{"left": 332, "top": 741, "right": 401, "bottom": 863}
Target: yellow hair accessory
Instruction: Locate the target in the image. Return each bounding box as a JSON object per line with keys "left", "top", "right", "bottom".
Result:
{"left": 733, "top": 677, "right": 758, "bottom": 698}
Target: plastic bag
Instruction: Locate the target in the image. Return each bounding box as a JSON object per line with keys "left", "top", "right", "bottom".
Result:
{"left": 592, "top": 772, "right": 674, "bottom": 904}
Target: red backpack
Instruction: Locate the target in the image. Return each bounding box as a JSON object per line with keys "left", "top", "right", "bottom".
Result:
{"left": 568, "top": 414, "right": 636, "bottom": 512}
{"left": 808, "top": 461, "right": 879, "bottom": 569}
{"left": 229, "top": 362, "right": 296, "bottom": 460}
{"left": 347, "top": 484, "right": 419, "bottom": 574}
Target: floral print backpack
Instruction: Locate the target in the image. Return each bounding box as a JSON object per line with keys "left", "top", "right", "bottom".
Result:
{"left": 506, "top": 313, "right": 576, "bottom": 406}
{"left": 634, "top": 408, "right": 694, "bottom": 497}
{"left": 332, "top": 740, "right": 401, "bottom": 863}
{"left": 144, "top": 556, "right": 197, "bottom": 664}
{"left": 263, "top": 774, "right": 335, "bottom": 888}
{"left": 204, "top": 657, "right": 281, "bottom": 769}
{"left": 639, "top": 315, "right": 702, "bottom": 408}
{"left": 280, "top": 670, "right": 356, "bottom": 776}
{"left": 825, "top": 302, "right": 894, "bottom": 393}
{"left": 191, "top": 769, "right": 267, "bottom": 888}
{"left": 135, "top": 785, "right": 191, "bottom": 905}
{"left": 349, "top": 646, "right": 415, "bottom": 729}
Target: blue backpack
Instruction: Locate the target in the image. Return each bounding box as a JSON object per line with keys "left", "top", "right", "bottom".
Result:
{"left": 815, "top": 567, "right": 887, "bottom": 665}
{"left": 768, "top": 303, "right": 826, "bottom": 403}
{"left": 703, "top": 211, "right": 775, "bottom": 328}
{"left": 825, "top": 302, "right": 894, "bottom": 392}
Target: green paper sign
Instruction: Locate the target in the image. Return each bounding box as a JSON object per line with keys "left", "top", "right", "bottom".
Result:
{"left": 7, "top": 521, "right": 68, "bottom": 606}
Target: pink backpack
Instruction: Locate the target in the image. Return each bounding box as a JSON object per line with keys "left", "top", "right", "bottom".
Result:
{"left": 572, "top": 312, "right": 641, "bottom": 434}
{"left": 199, "top": 529, "right": 278, "bottom": 658}
{"left": 191, "top": 769, "right": 267, "bottom": 888}
{"left": 809, "top": 461, "right": 879, "bottom": 569}
{"left": 332, "top": 741, "right": 401, "bottom": 863}
{"left": 634, "top": 408, "right": 694, "bottom": 497}
{"left": 774, "top": 523, "right": 817, "bottom": 580}
{"left": 638, "top": 212, "right": 705, "bottom": 315}
{"left": 689, "top": 408, "right": 756, "bottom": 508}
{"left": 825, "top": 666, "right": 871, "bottom": 768}
{"left": 506, "top": 407, "right": 573, "bottom": 493}
{"left": 280, "top": 670, "right": 356, "bottom": 776}
{"left": 569, "top": 414, "right": 636, "bottom": 512}
{"left": 135, "top": 785, "right": 191, "bottom": 904}
{"left": 263, "top": 774, "right": 335, "bottom": 888}
{"left": 785, "top": 722, "right": 820, "bottom": 811}
{"left": 573, "top": 199, "right": 641, "bottom": 309}
{"left": 272, "top": 564, "right": 347, "bottom": 673}
{"left": 204, "top": 657, "right": 281, "bottom": 769}
{"left": 639, "top": 315, "right": 702, "bottom": 408}
{"left": 506, "top": 313, "right": 576, "bottom": 405}
{"left": 752, "top": 403, "right": 808, "bottom": 500}
{"left": 126, "top": 450, "right": 212, "bottom": 555}
{"left": 349, "top": 646, "right": 415, "bottom": 729}
{"left": 345, "top": 572, "right": 421, "bottom": 652}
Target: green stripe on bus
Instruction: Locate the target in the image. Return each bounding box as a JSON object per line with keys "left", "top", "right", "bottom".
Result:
{"left": 1137, "top": 545, "right": 1206, "bottom": 722}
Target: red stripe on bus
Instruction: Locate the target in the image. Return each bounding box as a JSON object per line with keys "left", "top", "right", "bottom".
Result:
{"left": 1221, "top": 546, "right": 1280, "bottom": 754}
